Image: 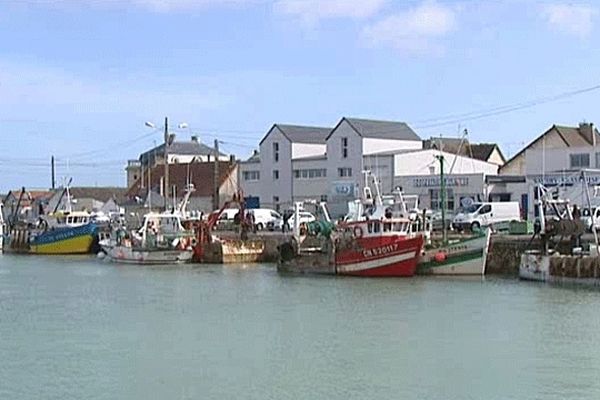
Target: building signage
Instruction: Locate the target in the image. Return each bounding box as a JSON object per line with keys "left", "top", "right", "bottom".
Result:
{"left": 530, "top": 174, "right": 600, "bottom": 186}
{"left": 412, "top": 177, "right": 469, "bottom": 188}
{"left": 332, "top": 181, "right": 357, "bottom": 197}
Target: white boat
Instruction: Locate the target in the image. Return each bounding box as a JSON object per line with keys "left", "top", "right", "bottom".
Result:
{"left": 101, "top": 212, "right": 194, "bottom": 264}
{"left": 518, "top": 179, "right": 600, "bottom": 285}
{"left": 418, "top": 229, "right": 491, "bottom": 275}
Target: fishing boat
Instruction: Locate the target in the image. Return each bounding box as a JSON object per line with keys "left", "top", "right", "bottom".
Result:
{"left": 188, "top": 189, "right": 269, "bottom": 264}
{"left": 278, "top": 172, "right": 425, "bottom": 277}
{"left": 29, "top": 212, "right": 98, "bottom": 254}
{"left": 335, "top": 219, "right": 424, "bottom": 277}
{"left": 519, "top": 180, "right": 599, "bottom": 285}
{"left": 5, "top": 185, "right": 98, "bottom": 255}
{"left": 412, "top": 151, "right": 491, "bottom": 275}
{"left": 417, "top": 229, "right": 491, "bottom": 275}
{"left": 101, "top": 212, "right": 194, "bottom": 264}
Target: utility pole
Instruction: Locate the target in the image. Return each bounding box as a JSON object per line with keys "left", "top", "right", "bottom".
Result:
{"left": 213, "top": 139, "right": 220, "bottom": 210}
{"left": 164, "top": 116, "right": 169, "bottom": 211}
{"left": 51, "top": 155, "right": 56, "bottom": 190}
{"left": 435, "top": 154, "right": 447, "bottom": 244}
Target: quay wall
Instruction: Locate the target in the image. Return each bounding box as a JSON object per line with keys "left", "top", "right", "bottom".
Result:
{"left": 486, "top": 234, "right": 585, "bottom": 275}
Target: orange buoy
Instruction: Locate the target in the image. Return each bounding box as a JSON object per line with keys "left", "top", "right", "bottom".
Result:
{"left": 434, "top": 252, "right": 447, "bottom": 263}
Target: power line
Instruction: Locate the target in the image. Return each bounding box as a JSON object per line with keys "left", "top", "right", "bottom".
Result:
{"left": 413, "top": 84, "right": 600, "bottom": 130}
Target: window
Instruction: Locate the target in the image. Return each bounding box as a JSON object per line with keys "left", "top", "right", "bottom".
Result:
{"left": 320, "top": 195, "right": 328, "bottom": 202}
{"left": 273, "top": 142, "right": 279, "bottom": 162}
{"left": 430, "top": 188, "right": 455, "bottom": 210}
{"left": 338, "top": 167, "right": 352, "bottom": 177}
{"left": 479, "top": 204, "right": 492, "bottom": 214}
{"left": 595, "top": 152, "right": 600, "bottom": 168}
{"left": 273, "top": 170, "right": 279, "bottom": 180}
{"left": 293, "top": 168, "right": 327, "bottom": 179}
{"left": 341, "top": 137, "right": 348, "bottom": 158}
{"left": 570, "top": 153, "right": 590, "bottom": 168}
{"left": 273, "top": 196, "right": 280, "bottom": 211}
{"left": 242, "top": 171, "right": 260, "bottom": 181}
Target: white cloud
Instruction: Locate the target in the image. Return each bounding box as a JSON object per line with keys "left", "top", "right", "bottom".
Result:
{"left": 362, "top": 0, "right": 457, "bottom": 55}
{"left": 542, "top": 3, "right": 597, "bottom": 38}
{"left": 273, "top": 0, "right": 387, "bottom": 23}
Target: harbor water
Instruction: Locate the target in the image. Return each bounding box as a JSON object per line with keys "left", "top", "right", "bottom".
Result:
{"left": 1, "top": 255, "right": 600, "bottom": 399}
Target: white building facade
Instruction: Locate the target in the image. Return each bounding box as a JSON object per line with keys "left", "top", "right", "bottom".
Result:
{"left": 240, "top": 117, "right": 501, "bottom": 217}
{"left": 491, "top": 123, "right": 600, "bottom": 219}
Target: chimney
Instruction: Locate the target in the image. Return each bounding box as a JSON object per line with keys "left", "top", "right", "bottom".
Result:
{"left": 579, "top": 122, "right": 595, "bottom": 146}
{"left": 191, "top": 135, "right": 199, "bottom": 143}
{"left": 229, "top": 154, "right": 236, "bottom": 163}
{"left": 253, "top": 149, "right": 259, "bottom": 156}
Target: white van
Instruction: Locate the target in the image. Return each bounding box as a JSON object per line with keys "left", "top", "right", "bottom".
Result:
{"left": 452, "top": 201, "right": 521, "bottom": 231}
{"left": 247, "top": 208, "right": 281, "bottom": 231}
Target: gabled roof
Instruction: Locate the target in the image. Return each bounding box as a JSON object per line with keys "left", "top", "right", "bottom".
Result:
{"left": 140, "top": 140, "right": 226, "bottom": 164}
{"left": 424, "top": 138, "right": 505, "bottom": 164}
{"left": 126, "top": 161, "right": 237, "bottom": 199}
{"left": 244, "top": 151, "right": 260, "bottom": 163}
{"left": 3, "top": 189, "right": 54, "bottom": 209}
{"left": 327, "top": 117, "right": 421, "bottom": 141}
{"left": 470, "top": 143, "right": 505, "bottom": 163}
{"left": 553, "top": 125, "right": 599, "bottom": 146}
{"left": 259, "top": 124, "right": 331, "bottom": 145}
{"left": 423, "top": 137, "right": 465, "bottom": 154}
{"left": 69, "top": 187, "right": 129, "bottom": 205}
{"left": 501, "top": 123, "right": 600, "bottom": 172}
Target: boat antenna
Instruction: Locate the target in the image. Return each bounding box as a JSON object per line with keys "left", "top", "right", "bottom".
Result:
{"left": 435, "top": 154, "right": 448, "bottom": 245}
{"left": 65, "top": 177, "right": 73, "bottom": 213}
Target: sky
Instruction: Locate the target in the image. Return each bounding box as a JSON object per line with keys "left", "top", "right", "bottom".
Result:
{"left": 1, "top": 0, "right": 600, "bottom": 191}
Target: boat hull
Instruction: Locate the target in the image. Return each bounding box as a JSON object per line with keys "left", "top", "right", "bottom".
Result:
{"left": 102, "top": 245, "right": 193, "bottom": 265}
{"left": 196, "top": 239, "right": 267, "bottom": 263}
{"left": 29, "top": 223, "right": 97, "bottom": 255}
{"left": 418, "top": 230, "right": 491, "bottom": 275}
{"left": 335, "top": 235, "right": 423, "bottom": 277}
{"left": 519, "top": 251, "right": 600, "bottom": 286}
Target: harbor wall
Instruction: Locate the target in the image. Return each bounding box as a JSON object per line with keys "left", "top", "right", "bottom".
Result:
{"left": 486, "top": 235, "right": 584, "bottom": 275}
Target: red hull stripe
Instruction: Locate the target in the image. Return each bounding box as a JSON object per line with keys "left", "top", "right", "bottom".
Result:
{"left": 336, "top": 250, "right": 417, "bottom": 273}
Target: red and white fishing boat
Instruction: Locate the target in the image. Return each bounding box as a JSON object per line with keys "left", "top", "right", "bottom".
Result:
{"left": 335, "top": 173, "right": 424, "bottom": 276}
{"left": 335, "top": 221, "right": 424, "bottom": 276}
{"left": 278, "top": 172, "right": 425, "bottom": 277}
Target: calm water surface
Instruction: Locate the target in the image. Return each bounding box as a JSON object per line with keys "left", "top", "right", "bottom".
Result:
{"left": 1, "top": 254, "right": 600, "bottom": 399}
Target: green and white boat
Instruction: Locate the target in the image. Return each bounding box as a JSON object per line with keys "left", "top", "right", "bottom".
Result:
{"left": 417, "top": 229, "right": 491, "bottom": 275}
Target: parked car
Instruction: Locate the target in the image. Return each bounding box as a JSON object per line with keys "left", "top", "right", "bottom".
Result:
{"left": 452, "top": 201, "right": 521, "bottom": 231}
{"left": 267, "top": 209, "right": 293, "bottom": 231}
{"left": 581, "top": 206, "right": 600, "bottom": 232}
{"left": 212, "top": 208, "right": 241, "bottom": 228}
{"left": 429, "top": 210, "right": 455, "bottom": 232}
{"left": 268, "top": 210, "right": 316, "bottom": 231}
{"left": 246, "top": 208, "right": 281, "bottom": 231}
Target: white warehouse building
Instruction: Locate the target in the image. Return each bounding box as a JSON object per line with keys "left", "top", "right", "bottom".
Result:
{"left": 491, "top": 122, "right": 600, "bottom": 219}
{"left": 240, "top": 117, "right": 501, "bottom": 217}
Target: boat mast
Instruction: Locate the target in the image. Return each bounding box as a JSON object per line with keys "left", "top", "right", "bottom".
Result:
{"left": 582, "top": 170, "right": 599, "bottom": 247}
{"left": 435, "top": 154, "right": 447, "bottom": 244}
